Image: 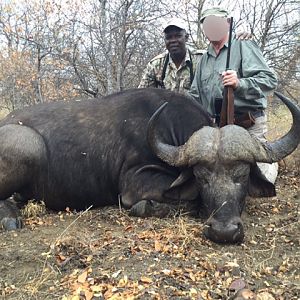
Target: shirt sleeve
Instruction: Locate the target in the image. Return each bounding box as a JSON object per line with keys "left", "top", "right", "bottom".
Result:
{"left": 234, "top": 40, "right": 277, "bottom": 100}
{"left": 138, "top": 61, "right": 158, "bottom": 88}
{"left": 188, "top": 61, "right": 202, "bottom": 104}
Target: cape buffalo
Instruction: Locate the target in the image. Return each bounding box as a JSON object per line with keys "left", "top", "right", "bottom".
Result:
{"left": 0, "top": 88, "right": 299, "bottom": 243}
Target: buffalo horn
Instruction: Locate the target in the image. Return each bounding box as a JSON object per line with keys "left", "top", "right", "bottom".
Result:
{"left": 259, "top": 92, "right": 300, "bottom": 162}
{"left": 147, "top": 102, "right": 188, "bottom": 167}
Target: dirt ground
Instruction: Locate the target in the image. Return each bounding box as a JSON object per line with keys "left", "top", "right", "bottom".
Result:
{"left": 0, "top": 166, "right": 299, "bottom": 300}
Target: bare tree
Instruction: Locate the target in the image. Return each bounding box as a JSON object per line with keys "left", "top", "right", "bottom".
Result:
{"left": 69, "top": 0, "right": 174, "bottom": 96}
{"left": 0, "top": 0, "right": 298, "bottom": 109}
{"left": 180, "top": 0, "right": 300, "bottom": 100}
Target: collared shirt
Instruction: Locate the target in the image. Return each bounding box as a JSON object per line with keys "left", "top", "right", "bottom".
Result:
{"left": 138, "top": 49, "right": 205, "bottom": 94}
{"left": 189, "top": 39, "right": 277, "bottom": 116}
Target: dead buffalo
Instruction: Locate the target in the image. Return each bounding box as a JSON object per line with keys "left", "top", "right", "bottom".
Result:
{"left": 0, "top": 88, "right": 299, "bottom": 243}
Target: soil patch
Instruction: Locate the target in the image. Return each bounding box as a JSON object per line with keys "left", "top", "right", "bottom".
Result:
{"left": 0, "top": 170, "right": 299, "bottom": 300}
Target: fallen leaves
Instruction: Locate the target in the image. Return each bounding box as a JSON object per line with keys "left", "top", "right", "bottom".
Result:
{"left": 62, "top": 269, "right": 145, "bottom": 300}
{"left": 77, "top": 269, "right": 89, "bottom": 284}
{"left": 139, "top": 276, "right": 153, "bottom": 284}
{"left": 257, "top": 291, "right": 276, "bottom": 300}
{"left": 1, "top": 172, "right": 299, "bottom": 299}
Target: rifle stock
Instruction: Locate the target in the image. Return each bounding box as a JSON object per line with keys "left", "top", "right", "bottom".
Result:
{"left": 220, "top": 86, "right": 234, "bottom": 126}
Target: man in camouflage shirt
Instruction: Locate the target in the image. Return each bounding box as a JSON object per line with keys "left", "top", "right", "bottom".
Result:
{"left": 138, "top": 19, "right": 205, "bottom": 94}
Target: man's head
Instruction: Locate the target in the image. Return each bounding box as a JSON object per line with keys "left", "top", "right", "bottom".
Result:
{"left": 200, "top": 7, "right": 230, "bottom": 42}
{"left": 163, "top": 18, "right": 188, "bottom": 60}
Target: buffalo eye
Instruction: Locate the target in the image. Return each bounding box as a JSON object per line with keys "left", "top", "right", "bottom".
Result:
{"left": 231, "top": 163, "right": 250, "bottom": 184}
{"left": 193, "top": 166, "right": 211, "bottom": 185}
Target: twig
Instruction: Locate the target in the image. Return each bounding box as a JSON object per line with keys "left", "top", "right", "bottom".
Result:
{"left": 50, "top": 205, "right": 93, "bottom": 249}
{"left": 118, "top": 194, "right": 122, "bottom": 213}
{"left": 31, "top": 205, "right": 93, "bottom": 295}
{"left": 204, "top": 201, "right": 228, "bottom": 226}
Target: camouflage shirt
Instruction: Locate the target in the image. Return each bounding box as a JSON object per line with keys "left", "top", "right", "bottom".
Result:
{"left": 138, "top": 49, "right": 205, "bottom": 94}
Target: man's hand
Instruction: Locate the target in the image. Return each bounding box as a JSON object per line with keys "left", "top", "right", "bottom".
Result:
{"left": 235, "top": 31, "right": 252, "bottom": 40}
{"left": 222, "top": 70, "right": 239, "bottom": 89}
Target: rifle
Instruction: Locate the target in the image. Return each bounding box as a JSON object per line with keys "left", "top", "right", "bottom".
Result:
{"left": 219, "top": 17, "right": 234, "bottom": 127}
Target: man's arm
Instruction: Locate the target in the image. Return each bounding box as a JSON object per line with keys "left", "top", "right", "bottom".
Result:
{"left": 138, "top": 60, "right": 158, "bottom": 88}
{"left": 188, "top": 64, "right": 202, "bottom": 103}
{"left": 232, "top": 40, "right": 277, "bottom": 99}
{"left": 188, "top": 51, "right": 207, "bottom": 104}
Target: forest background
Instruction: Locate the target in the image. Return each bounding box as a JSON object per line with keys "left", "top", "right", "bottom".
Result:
{"left": 0, "top": 0, "right": 299, "bottom": 110}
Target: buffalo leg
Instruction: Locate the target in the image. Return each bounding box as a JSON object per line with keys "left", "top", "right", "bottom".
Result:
{"left": 0, "top": 124, "right": 47, "bottom": 230}
{"left": 120, "top": 166, "right": 181, "bottom": 217}
{"left": 128, "top": 200, "right": 178, "bottom": 217}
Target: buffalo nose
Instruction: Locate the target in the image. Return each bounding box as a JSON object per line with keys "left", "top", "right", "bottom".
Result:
{"left": 204, "top": 217, "right": 244, "bottom": 244}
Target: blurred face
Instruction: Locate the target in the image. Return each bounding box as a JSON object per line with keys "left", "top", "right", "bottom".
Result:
{"left": 164, "top": 26, "right": 187, "bottom": 58}
{"left": 202, "top": 16, "right": 229, "bottom": 42}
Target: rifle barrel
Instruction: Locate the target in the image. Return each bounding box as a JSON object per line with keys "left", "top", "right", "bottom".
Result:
{"left": 226, "top": 17, "right": 234, "bottom": 70}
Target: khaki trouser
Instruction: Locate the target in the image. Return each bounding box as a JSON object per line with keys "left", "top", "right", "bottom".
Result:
{"left": 248, "top": 115, "right": 278, "bottom": 184}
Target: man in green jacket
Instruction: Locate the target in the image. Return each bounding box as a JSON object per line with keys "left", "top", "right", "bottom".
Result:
{"left": 189, "top": 7, "right": 278, "bottom": 183}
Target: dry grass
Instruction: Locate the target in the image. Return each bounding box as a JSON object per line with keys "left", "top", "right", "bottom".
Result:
{"left": 21, "top": 200, "right": 47, "bottom": 218}
{"left": 0, "top": 107, "right": 10, "bottom": 119}
{"left": 266, "top": 105, "right": 292, "bottom": 140}
{"left": 267, "top": 105, "right": 300, "bottom": 173}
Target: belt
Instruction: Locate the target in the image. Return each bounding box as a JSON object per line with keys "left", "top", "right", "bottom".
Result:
{"left": 251, "top": 110, "right": 265, "bottom": 118}
{"left": 235, "top": 110, "right": 265, "bottom": 119}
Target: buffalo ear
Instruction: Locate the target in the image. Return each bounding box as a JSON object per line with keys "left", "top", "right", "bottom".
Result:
{"left": 248, "top": 164, "right": 276, "bottom": 197}
{"left": 163, "top": 169, "right": 198, "bottom": 201}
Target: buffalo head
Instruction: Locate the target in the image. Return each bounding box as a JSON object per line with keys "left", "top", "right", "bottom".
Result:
{"left": 147, "top": 92, "right": 300, "bottom": 244}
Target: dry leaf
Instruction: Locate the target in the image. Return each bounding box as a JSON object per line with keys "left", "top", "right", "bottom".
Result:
{"left": 90, "top": 285, "right": 103, "bottom": 292}
{"left": 86, "top": 255, "right": 93, "bottom": 262}
{"left": 257, "top": 292, "right": 275, "bottom": 300}
{"left": 58, "top": 254, "right": 66, "bottom": 261}
{"left": 118, "top": 275, "right": 128, "bottom": 287}
{"left": 125, "top": 225, "right": 133, "bottom": 231}
{"left": 189, "top": 288, "right": 198, "bottom": 295}
{"left": 264, "top": 280, "right": 270, "bottom": 287}
{"left": 225, "top": 260, "right": 240, "bottom": 268}
{"left": 84, "top": 290, "right": 94, "bottom": 300}
{"left": 112, "top": 270, "right": 122, "bottom": 278}
{"left": 154, "top": 240, "right": 162, "bottom": 251}
{"left": 162, "top": 269, "right": 171, "bottom": 275}
{"left": 189, "top": 272, "right": 196, "bottom": 281}
{"left": 140, "top": 276, "right": 153, "bottom": 283}
{"left": 77, "top": 270, "right": 88, "bottom": 283}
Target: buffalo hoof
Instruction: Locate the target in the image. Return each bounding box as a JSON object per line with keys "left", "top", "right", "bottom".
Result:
{"left": 1, "top": 217, "right": 23, "bottom": 230}
{"left": 0, "top": 199, "right": 23, "bottom": 231}
{"left": 128, "top": 200, "right": 172, "bottom": 218}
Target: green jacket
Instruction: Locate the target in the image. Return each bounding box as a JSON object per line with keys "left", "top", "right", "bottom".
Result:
{"left": 189, "top": 39, "right": 277, "bottom": 116}
{"left": 138, "top": 48, "right": 205, "bottom": 94}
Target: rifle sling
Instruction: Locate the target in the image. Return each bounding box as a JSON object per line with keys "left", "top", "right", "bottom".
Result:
{"left": 160, "top": 50, "right": 194, "bottom": 89}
